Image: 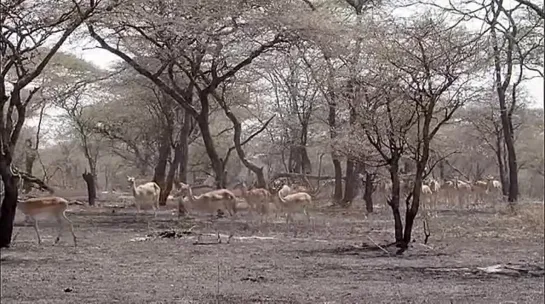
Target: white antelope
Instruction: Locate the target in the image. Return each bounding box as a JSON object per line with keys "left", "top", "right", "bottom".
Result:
{"left": 16, "top": 196, "right": 78, "bottom": 246}
{"left": 127, "top": 176, "right": 160, "bottom": 217}
{"left": 277, "top": 185, "right": 313, "bottom": 226}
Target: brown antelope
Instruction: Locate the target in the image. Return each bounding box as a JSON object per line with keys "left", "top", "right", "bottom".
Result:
{"left": 16, "top": 196, "right": 78, "bottom": 246}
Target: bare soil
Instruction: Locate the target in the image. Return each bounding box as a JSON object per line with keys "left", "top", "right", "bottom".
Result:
{"left": 1, "top": 201, "right": 543, "bottom": 304}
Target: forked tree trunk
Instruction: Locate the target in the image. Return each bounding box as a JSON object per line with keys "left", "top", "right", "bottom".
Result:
{"left": 402, "top": 111, "right": 433, "bottom": 249}
{"left": 82, "top": 170, "right": 97, "bottom": 206}
{"left": 219, "top": 101, "right": 272, "bottom": 189}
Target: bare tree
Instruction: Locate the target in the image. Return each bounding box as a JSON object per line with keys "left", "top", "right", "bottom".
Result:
{"left": 361, "top": 15, "right": 484, "bottom": 250}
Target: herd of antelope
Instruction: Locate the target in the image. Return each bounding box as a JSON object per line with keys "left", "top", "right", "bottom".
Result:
{"left": 13, "top": 176, "right": 313, "bottom": 246}
{"left": 13, "top": 173, "right": 503, "bottom": 247}
{"left": 374, "top": 176, "right": 503, "bottom": 207}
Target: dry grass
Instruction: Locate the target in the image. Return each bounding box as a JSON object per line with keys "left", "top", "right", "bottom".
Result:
{"left": 1, "top": 198, "right": 543, "bottom": 303}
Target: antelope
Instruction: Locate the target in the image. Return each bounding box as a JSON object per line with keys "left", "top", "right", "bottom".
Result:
{"left": 472, "top": 180, "right": 489, "bottom": 203}
{"left": 127, "top": 176, "right": 160, "bottom": 217}
{"left": 421, "top": 184, "right": 433, "bottom": 195}
{"left": 16, "top": 196, "right": 78, "bottom": 246}
{"left": 244, "top": 186, "right": 277, "bottom": 221}
{"left": 177, "top": 182, "right": 237, "bottom": 243}
{"left": 177, "top": 182, "right": 237, "bottom": 217}
{"left": 277, "top": 185, "right": 313, "bottom": 226}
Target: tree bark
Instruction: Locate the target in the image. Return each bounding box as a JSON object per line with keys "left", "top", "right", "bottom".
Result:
{"left": 495, "top": 131, "right": 508, "bottom": 196}
{"left": 163, "top": 142, "right": 183, "bottom": 210}
{"left": 363, "top": 172, "right": 374, "bottom": 213}
{"left": 402, "top": 105, "right": 434, "bottom": 249}
{"left": 332, "top": 158, "right": 343, "bottom": 202}
{"left": 325, "top": 58, "right": 343, "bottom": 202}
{"left": 154, "top": 131, "right": 171, "bottom": 206}
{"left": 0, "top": 160, "right": 18, "bottom": 248}
{"left": 177, "top": 111, "right": 192, "bottom": 184}
{"left": 300, "top": 123, "right": 312, "bottom": 174}
{"left": 490, "top": 2, "right": 519, "bottom": 202}
{"left": 196, "top": 109, "right": 225, "bottom": 189}
{"left": 82, "top": 170, "right": 97, "bottom": 206}
{"left": 388, "top": 160, "right": 403, "bottom": 244}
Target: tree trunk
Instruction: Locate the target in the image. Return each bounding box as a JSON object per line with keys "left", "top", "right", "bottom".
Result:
{"left": 82, "top": 171, "right": 97, "bottom": 206}
{"left": 402, "top": 111, "right": 433, "bottom": 249}
{"left": 490, "top": 6, "right": 518, "bottom": 203}
{"left": 438, "top": 160, "right": 445, "bottom": 181}
{"left": 177, "top": 111, "right": 192, "bottom": 184}
{"left": 324, "top": 55, "right": 343, "bottom": 202}
{"left": 388, "top": 160, "right": 403, "bottom": 244}
{"left": 363, "top": 172, "right": 374, "bottom": 213}
{"left": 163, "top": 142, "right": 184, "bottom": 213}
{"left": 300, "top": 123, "right": 312, "bottom": 174}
{"left": 496, "top": 90, "right": 518, "bottom": 202}
{"left": 0, "top": 160, "right": 18, "bottom": 248}
{"left": 154, "top": 131, "right": 172, "bottom": 206}
{"left": 332, "top": 158, "right": 343, "bottom": 202}
{"left": 495, "top": 132, "right": 508, "bottom": 196}
{"left": 503, "top": 123, "right": 518, "bottom": 202}
{"left": 288, "top": 142, "right": 301, "bottom": 173}
{"left": 196, "top": 112, "right": 225, "bottom": 189}
{"left": 342, "top": 159, "right": 359, "bottom": 205}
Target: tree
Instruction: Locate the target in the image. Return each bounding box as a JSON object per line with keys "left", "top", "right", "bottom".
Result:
{"left": 361, "top": 14, "right": 484, "bottom": 250}
{"left": 0, "top": 0, "right": 101, "bottom": 248}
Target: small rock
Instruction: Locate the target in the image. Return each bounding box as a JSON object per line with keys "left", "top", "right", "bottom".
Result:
{"left": 64, "top": 288, "right": 73, "bottom": 292}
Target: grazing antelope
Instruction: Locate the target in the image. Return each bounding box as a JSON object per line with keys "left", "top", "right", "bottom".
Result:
{"left": 16, "top": 196, "right": 78, "bottom": 246}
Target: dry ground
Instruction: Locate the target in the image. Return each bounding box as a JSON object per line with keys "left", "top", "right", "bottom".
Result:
{"left": 1, "top": 199, "right": 544, "bottom": 304}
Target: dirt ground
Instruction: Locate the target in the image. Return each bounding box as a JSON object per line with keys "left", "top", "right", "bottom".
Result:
{"left": 1, "top": 199, "right": 544, "bottom": 304}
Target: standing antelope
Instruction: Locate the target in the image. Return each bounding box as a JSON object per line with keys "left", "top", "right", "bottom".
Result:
{"left": 16, "top": 196, "right": 78, "bottom": 246}
{"left": 177, "top": 182, "right": 237, "bottom": 243}
{"left": 277, "top": 185, "right": 313, "bottom": 227}
{"left": 127, "top": 176, "right": 160, "bottom": 217}
{"left": 177, "top": 183, "right": 237, "bottom": 217}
